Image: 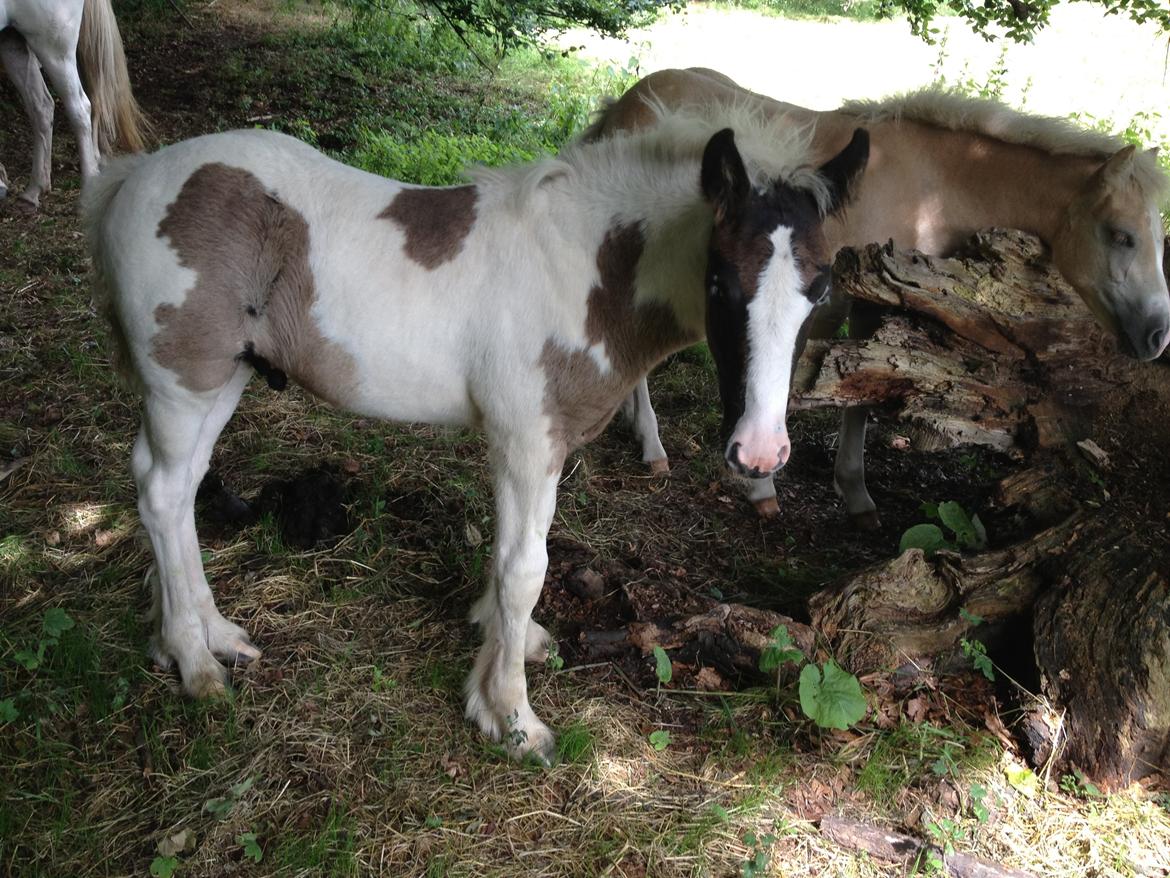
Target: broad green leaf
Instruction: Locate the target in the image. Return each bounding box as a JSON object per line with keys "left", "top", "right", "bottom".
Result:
{"left": 648, "top": 729, "right": 671, "bottom": 751}
{"left": 920, "top": 501, "right": 940, "bottom": 520}
{"left": 42, "top": 607, "right": 74, "bottom": 639}
{"left": 229, "top": 776, "right": 255, "bottom": 798}
{"left": 150, "top": 856, "right": 179, "bottom": 878}
{"left": 203, "top": 797, "right": 234, "bottom": 820}
{"left": 758, "top": 625, "right": 803, "bottom": 673}
{"left": 652, "top": 646, "right": 672, "bottom": 685}
{"left": 1005, "top": 764, "right": 1039, "bottom": 797}
{"left": 798, "top": 661, "right": 867, "bottom": 730}
{"left": 899, "top": 523, "right": 948, "bottom": 556}
{"left": 938, "top": 501, "right": 980, "bottom": 548}
{"left": 0, "top": 698, "right": 18, "bottom": 723}
{"left": 237, "top": 832, "right": 263, "bottom": 863}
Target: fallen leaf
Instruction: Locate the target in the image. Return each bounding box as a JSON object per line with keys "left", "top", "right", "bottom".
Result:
{"left": 157, "top": 828, "right": 195, "bottom": 857}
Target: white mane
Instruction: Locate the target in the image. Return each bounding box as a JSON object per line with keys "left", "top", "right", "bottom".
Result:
{"left": 842, "top": 86, "right": 1169, "bottom": 202}
{"left": 470, "top": 101, "right": 832, "bottom": 215}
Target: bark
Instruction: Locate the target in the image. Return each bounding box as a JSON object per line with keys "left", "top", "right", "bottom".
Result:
{"left": 795, "top": 230, "right": 1170, "bottom": 788}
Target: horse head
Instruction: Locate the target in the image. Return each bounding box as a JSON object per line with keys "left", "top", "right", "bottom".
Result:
{"left": 1052, "top": 145, "right": 1169, "bottom": 361}
{"left": 701, "top": 126, "right": 869, "bottom": 478}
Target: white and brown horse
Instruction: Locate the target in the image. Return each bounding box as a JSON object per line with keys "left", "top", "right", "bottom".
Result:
{"left": 1, "top": 0, "right": 148, "bottom": 207}
{"left": 84, "top": 110, "right": 868, "bottom": 760}
{"left": 593, "top": 69, "right": 1170, "bottom": 527}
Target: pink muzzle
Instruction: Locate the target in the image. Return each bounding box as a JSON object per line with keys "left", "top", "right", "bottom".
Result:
{"left": 725, "top": 425, "right": 791, "bottom": 479}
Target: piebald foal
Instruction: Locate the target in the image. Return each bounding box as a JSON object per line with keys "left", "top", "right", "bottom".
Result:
{"left": 84, "top": 112, "right": 867, "bottom": 760}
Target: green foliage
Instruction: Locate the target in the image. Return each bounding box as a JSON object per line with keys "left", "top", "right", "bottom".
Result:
{"left": 1060, "top": 768, "right": 1103, "bottom": 799}
{"left": 740, "top": 831, "right": 776, "bottom": 878}
{"left": 721, "top": 0, "right": 884, "bottom": 21}
{"left": 961, "top": 638, "right": 995, "bottom": 681}
{"left": 203, "top": 777, "right": 255, "bottom": 821}
{"left": 649, "top": 729, "right": 672, "bottom": 751}
{"left": 758, "top": 625, "right": 803, "bottom": 674}
{"left": 798, "top": 661, "right": 867, "bottom": 730}
{"left": 352, "top": 129, "right": 536, "bottom": 186}
{"left": 545, "top": 640, "right": 565, "bottom": 671}
{"left": 882, "top": 0, "right": 1169, "bottom": 44}
{"left": 899, "top": 501, "right": 987, "bottom": 556}
{"left": 238, "top": 832, "right": 263, "bottom": 864}
{"left": 653, "top": 645, "right": 673, "bottom": 685}
{"left": 969, "top": 783, "right": 990, "bottom": 823}
{"left": 150, "top": 856, "right": 179, "bottom": 878}
{"left": 339, "top": 0, "right": 676, "bottom": 56}
{"left": 12, "top": 607, "right": 75, "bottom": 672}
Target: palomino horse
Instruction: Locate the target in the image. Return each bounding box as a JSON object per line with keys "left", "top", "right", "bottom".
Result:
{"left": 0, "top": 0, "right": 148, "bottom": 207}
{"left": 83, "top": 110, "right": 869, "bottom": 761}
{"left": 593, "top": 68, "right": 1170, "bottom": 527}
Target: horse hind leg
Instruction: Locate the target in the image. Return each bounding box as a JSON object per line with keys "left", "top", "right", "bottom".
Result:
{"left": 0, "top": 31, "right": 54, "bottom": 207}
{"left": 620, "top": 378, "right": 669, "bottom": 473}
{"left": 136, "top": 365, "right": 258, "bottom": 697}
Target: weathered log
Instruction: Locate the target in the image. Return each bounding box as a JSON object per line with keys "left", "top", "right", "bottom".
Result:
{"left": 819, "top": 815, "right": 1038, "bottom": 878}
{"left": 798, "top": 230, "right": 1170, "bottom": 788}
{"left": 790, "top": 231, "right": 1145, "bottom": 451}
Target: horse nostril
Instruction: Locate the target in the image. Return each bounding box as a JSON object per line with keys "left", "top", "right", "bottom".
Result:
{"left": 1149, "top": 326, "right": 1168, "bottom": 357}
{"left": 725, "top": 441, "right": 743, "bottom": 470}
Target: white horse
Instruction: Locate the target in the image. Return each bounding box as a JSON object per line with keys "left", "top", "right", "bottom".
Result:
{"left": 1, "top": 0, "right": 148, "bottom": 208}
{"left": 83, "top": 109, "right": 868, "bottom": 761}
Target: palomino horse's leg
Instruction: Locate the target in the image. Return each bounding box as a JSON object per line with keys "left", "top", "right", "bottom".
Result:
{"left": 136, "top": 365, "right": 259, "bottom": 697}
{"left": 832, "top": 303, "right": 882, "bottom": 530}
{"left": 0, "top": 32, "right": 54, "bottom": 207}
{"left": 621, "top": 377, "right": 669, "bottom": 472}
{"left": 465, "top": 428, "right": 563, "bottom": 763}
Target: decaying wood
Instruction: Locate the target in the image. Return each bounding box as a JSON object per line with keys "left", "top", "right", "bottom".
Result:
{"left": 797, "top": 230, "right": 1170, "bottom": 789}
{"left": 819, "top": 815, "right": 1038, "bottom": 878}
{"left": 790, "top": 231, "right": 1143, "bottom": 451}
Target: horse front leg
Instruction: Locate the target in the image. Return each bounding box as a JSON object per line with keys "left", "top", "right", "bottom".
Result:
{"left": 620, "top": 377, "right": 669, "bottom": 473}
{"left": 465, "top": 429, "right": 563, "bottom": 764}
{"left": 0, "top": 32, "right": 54, "bottom": 207}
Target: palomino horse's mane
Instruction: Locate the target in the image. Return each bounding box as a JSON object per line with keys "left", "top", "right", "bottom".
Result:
{"left": 473, "top": 102, "right": 834, "bottom": 216}
{"left": 842, "top": 86, "right": 1169, "bottom": 202}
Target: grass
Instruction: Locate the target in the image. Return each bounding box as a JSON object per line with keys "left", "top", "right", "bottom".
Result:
{"left": 1, "top": 1, "right": 1168, "bottom": 876}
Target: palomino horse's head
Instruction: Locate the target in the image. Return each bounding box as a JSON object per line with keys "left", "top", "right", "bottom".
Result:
{"left": 1052, "top": 146, "right": 1170, "bottom": 361}
{"left": 701, "top": 127, "right": 869, "bottom": 478}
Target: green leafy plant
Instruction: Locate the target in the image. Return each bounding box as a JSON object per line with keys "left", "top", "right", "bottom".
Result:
{"left": 203, "top": 777, "right": 255, "bottom": 821}
{"left": 969, "top": 783, "right": 990, "bottom": 823}
{"left": 12, "top": 607, "right": 75, "bottom": 671}
{"left": 237, "top": 831, "right": 263, "bottom": 864}
{"left": 1059, "top": 768, "right": 1103, "bottom": 799}
{"left": 961, "top": 638, "right": 995, "bottom": 682}
{"left": 798, "top": 661, "right": 867, "bottom": 730}
{"left": 648, "top": 729, "right": 671, "bottom": 751}
{"left": 545, "top": 640, "right": 564, "bottom": 671}
{"left": 740, "top": 831, "right": 775, "bottom": 878}
{"left": 150, "top": 856, "right": 179, "bottom": 878}
{"left": 652, "top": 645, "right": 672, "bottom": 686}
{"left": 758, "top": 625, "right": 803, "bottom": 674}
{"left": 899, "top": 501, "right": 987, "bottom": 556}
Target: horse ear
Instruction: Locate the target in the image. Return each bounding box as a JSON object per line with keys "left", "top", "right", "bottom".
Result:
{"left": 1100, "top": 144, "right": 1138, "bottom": 183}
{"left": 702, "top": 128, "right": 750, "bottom": 224}
{"left": 818, "top": 128, "right": 869, "bottom": 215}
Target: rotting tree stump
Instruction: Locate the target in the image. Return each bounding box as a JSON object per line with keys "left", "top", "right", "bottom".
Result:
{"left": 595, "top": 231, "right": 1169, "bottom": 789}
{"left": 799, "top": 230, "right": 1170, "bottom": 789}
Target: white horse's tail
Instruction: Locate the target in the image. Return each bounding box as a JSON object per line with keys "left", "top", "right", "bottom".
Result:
{"left": 78, "top": 0, "right": 151, "bottom": 155}
{"left": 82, "top": 154, "right": 148, "bottom": 389}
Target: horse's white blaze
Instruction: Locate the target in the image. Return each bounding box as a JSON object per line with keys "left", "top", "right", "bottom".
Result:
{"left": 727, "top": 226, "right": 816, "bottom": 475}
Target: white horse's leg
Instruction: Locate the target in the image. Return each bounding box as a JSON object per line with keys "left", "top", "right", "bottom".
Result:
{"left": 465, "top": 429, "right": 562, "bottom": 763}
{"left": 620, "top": 378, "right": 669, "bottom": 472}
{"left": 137, "top": 366, "right": 258, "bottom": 696}
{"left": 36, "top": 48, "right": 99, "bottom": 182}
{"left": 0, "top": 32, "right": 54, "bottom": 207}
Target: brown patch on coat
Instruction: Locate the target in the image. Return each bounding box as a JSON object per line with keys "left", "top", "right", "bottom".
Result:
{"left": 153, "top": 162, "right": 356, "bottom": 404}
{"left": 541, "top": 223, "right": 698, "bottom": 456}
{"left": 380, "top": 186, "right": 478, "bottom": 270}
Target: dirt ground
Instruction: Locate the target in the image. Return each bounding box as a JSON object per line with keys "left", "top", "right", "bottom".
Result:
{"left": 2, "top": 6, "right": 1169, "bottom": 878}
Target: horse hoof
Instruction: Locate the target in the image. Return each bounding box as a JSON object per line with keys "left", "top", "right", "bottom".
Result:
{"left": 753, "top": 497, "right": 780, "bottom": 518}
{"left": 229, "top": 640, "right": 263, "bottom": 667}
{"left": 648, "top": 458, "right": 670, "bottom": 475}
{"left": 185, "top": 665, "right": 230, "bottom": 699}
{"left": 850, "top": 510, "right": 881, "bottom": 531}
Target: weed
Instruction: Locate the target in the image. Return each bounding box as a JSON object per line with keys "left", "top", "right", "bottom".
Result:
{"left": 1060, "top": 768, "right": 1103, "bottom": 799}
{"left": 900, "top": 500, "right": 987, "bottom": 556}
{"left": 649, "top": 729, "right": 672, "bottom": 751}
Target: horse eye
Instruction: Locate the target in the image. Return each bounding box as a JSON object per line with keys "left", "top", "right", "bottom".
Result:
{"left": 708, "top": 282, "right": 722, "bottom": 299}
{"left": 1111, "top": 229, "right": 1136, "bottom": 249}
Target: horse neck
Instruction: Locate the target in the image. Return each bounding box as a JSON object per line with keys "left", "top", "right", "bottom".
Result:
{"left": 819, "top": 116, "right": 1101, "bottom": 254}
{"left": 562, "top": 153, "right": 715, "bottom": 336}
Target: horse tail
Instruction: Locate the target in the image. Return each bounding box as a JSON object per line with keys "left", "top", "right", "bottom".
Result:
{"left": 82, "top": 154, "right": 148, "bottom": 390}
{"left": 77, "top": 0, "right": 152, "bottom": 155}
